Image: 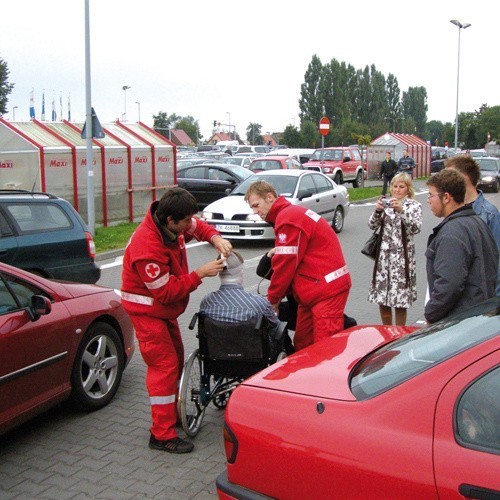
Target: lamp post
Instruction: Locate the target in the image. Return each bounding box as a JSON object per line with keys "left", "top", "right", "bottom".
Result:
{"left": 122, "top": 85, "right": 131, "bottom": 121}
{"left": 450, "top": 19, "right": 471, "bottom": 151}
{"left": 12, "top": 106, "right": 18, "bottom": 121}
{"left": 135, "top": 101, "right": 140, "bottom": 122}
{"left": 226, "top": 111, "right": 231, "bottom": 139}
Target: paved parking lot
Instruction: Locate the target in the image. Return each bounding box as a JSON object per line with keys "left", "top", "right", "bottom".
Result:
{"left": 1, "top": 178, "right": 497, "bottom": 499}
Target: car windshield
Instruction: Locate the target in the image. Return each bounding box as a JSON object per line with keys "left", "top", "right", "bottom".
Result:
{"left": 250, "top": 160, "right": 282, "bottom": 172}
{"left": 310, "top": 149, "right": 342, "bottom": 161}
{"left": 350, "top": 299, "right": 500, "bottom": 400}
{"left": 477, "top": 159, "right": 498, "bottom": 171}
{"left": 231, "top": 175, "right": 299, "bottom": 197}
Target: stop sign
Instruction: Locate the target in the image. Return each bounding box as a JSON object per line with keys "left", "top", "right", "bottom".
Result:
{"left": 319, "top": 116, "right": 330, "bottom": 136}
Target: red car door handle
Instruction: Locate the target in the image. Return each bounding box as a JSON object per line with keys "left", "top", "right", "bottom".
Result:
{"left": 459, "top": 483, "right": 500, "bottom": 499}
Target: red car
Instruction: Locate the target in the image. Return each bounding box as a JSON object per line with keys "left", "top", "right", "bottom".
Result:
{"left": 248, "top": 155, "right": 303, "bottom": 172}
{"left": 217, "top": 298, "right": 500, "bottom": 499}
{"left": 0, "top": 262, "right": 135, "bottom": 435}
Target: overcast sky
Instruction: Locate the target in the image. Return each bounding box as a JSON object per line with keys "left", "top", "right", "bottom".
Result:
{"left": 2, "top": 0, "right": 498, "bottom": 141}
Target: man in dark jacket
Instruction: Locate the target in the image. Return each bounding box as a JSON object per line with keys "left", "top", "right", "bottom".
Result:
{"left": 425, "top": 170, "right": 498, "bottom": 323}
{"left": 397, "top": 149, "right": 415, "bottom": 177}
{"left": 379, "top": 151, "right": 398, "bottom": 195}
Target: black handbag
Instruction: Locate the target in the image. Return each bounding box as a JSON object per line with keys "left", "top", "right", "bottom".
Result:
{"left": 361, "top": 213, "right": 385, "bottom": 260}
{"left": 361, "top": 230, "right": 380, "bottom": 259}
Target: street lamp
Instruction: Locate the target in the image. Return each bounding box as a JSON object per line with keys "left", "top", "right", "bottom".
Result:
{"left": 12, "top": 106, "right": 18, "bottom": 121}
{"left": 135, "top": 101, "right": 140, "bottom": 122}
{"left": 450, "top": 19, "right": 471, "bottom": 151}
{"left": 226, "top": 111, "right": 231, "bottom": 139}
{"left": 122, "top": 85, "right": 131, "bottom": 121}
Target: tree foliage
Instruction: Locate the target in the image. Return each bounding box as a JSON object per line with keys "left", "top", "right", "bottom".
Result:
{"left": 152, "top": 111, "right": 201, "bottom": 142}
{"left": 246, "top": 122, "right": 262, "bottom": 144}
{"left": 0, "top": 58, "right": 15, "bottom": 115}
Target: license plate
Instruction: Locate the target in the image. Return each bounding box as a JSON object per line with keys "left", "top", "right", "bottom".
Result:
{"left": 215, "top": 224, "right": 240, "bottom": 233}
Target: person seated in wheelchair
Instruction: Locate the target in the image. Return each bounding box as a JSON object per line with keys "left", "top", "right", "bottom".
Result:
{"left": 199, "top": 250, "right": 284, "bottom": 348}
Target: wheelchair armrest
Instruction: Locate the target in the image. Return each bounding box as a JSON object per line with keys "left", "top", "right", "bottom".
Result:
{"left": 188, "top": 313, "right": 199, "bottom": 330}
{"left": 276, "top": 320, "right": 287, "bottom": 340}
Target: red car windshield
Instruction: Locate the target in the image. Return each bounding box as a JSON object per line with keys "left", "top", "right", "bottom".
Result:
{"left": 350, "top": 298, "right": 499, "bottom": 400}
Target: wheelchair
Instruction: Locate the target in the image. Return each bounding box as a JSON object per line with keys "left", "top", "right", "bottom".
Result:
{"left": 177, "top": 312, "right": 287, "bottom": 437}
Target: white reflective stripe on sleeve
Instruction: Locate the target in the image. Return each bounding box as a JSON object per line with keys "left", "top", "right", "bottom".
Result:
{"left": 325, "top": 266, "right": 349, "bottom": 283}
{"left": 121, "top": 291, "right": 154, "bottom": 306}
{"left": 274, "top": 246, "right": 298, "bottom": 255}
{"left": 150, "top": 395, "right": 176, "bottom": 405}
{"left": 144, "top": 272, "right": 170, "bottom": 289}
{"left": 186, "top": 217, "right": 198, "bottom": 235}
{"left": 324, "top": 265, "right": 349, "bottom": 283}
{"left": 305, "top": 209, "right": 321, "bottom": 222}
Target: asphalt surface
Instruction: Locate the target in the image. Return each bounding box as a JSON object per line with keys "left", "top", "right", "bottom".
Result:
{"left": 1, "top": 179, "right": 497, "bottom": 499}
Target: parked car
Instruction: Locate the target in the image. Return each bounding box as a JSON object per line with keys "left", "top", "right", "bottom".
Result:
{"left": 431, "top": 158, "right": 446, "bottom": 174}
{"left": 476, "top": 157, "right": 500, "bottom": 193}
{"left": 0, "top": 262, "right": 135, "bottom": 436}
{"left": 219, "top": 156, "right": 254, "bottom": 169}
{"left": 176, "top": 163, "right": 253, "bottom": 210}
{"left": 201, "top": 169, "right": 349, "bottom": 239}
{"left": 248, "top": 156, "right": 303, "bottom": 172}
{"left": 266, "top": 148, "right": 315, "bottom": 165}
{"left": 233, "top": 145, "right": 270, "bottom": 155}
{"left": 303, "top": 146, "right": 365, "bottom": 187}
{"left": 0, "top": 190, "right": 100, "bottom": 283}
{"left": 216, "top": 297, "right": 500, "bottom": 499}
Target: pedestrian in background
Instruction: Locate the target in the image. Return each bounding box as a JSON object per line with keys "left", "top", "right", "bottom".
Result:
{"left": 379, "top": 151, "right": 398, "bottom": 195}
{"left": 397, "top": 149, "right": 415, "bottom": 177}
{"left": 425, "top": 169, "right": 498, "bottom": 324}
{"left": 368, "top": 173, "right": 422, "bottom": 326}
{"left": 121, "top": 187, "right": 232, "bottom": 454}
{"left": 245, "top": 181, "right": 351, "bottom": 352}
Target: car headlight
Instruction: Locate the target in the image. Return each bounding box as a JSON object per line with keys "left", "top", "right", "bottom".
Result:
{"left": 246, "top": 213, "right": 262, "bottom": 222}
{"left": 482, "top": 176, "right": 494, "bottom": 182}
{"left": 202, "top": 211, "right": 213, "bottom": 220}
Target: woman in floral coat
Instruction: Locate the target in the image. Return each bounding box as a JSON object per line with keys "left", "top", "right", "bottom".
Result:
{"left": 368, "top": 173, "right": 422, "bottom": 326}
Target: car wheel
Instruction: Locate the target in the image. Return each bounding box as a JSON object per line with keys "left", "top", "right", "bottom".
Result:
{"left": 68, "top": 322, "right": 125, "bottom": 411}
{"left": 334, "top": 172, "right": 342, "bottom": 185}
{"left": 493, "top": 181, "right": 499, "bottom": 193}
{"left": 352, "top": 170, "right": 363, "bottom": 188}
{"left": 332, "top": 206, "right": 344, "bottom": 233}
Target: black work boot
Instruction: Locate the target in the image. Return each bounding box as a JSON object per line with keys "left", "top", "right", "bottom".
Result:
{"left": 149, "top": 434, "right": 194, "bottom": 454}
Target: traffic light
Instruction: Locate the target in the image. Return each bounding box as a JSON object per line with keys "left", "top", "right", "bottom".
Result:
{"left": 213, "top": 120, "right": 217, "bottom": 127}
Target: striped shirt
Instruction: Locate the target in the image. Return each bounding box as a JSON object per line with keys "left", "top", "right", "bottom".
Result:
{"left": 199, "top": 284, "right": 279, "bottom": 333}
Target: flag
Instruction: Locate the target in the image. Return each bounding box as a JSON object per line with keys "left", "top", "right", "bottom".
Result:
{"left": 29, "top": 89, "right": 35, "bottom": 120}
{"left": 41, "top": 91, "right": 46, "bottom": 121}
{"left": 68, "top": 94, "right": 71, "bottom": 121}
{"left": 52, "top": 96, "right": 56, "bottom": 121}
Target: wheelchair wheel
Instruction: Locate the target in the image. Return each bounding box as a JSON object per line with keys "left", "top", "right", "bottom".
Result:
{"left": 213, "top": 381, "right": 230, "bottom": 409}
{"left": 178, "top": 349, "right": 206, "bottom": 437}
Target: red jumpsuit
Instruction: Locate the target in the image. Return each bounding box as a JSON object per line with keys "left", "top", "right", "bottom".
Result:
{"left": 266, "top": 197, "right": 351, "bottom": 351}
{"left": 121, "top": 202, "right": 220, "bottom": 440}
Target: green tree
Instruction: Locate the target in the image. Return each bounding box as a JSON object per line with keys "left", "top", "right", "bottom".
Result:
{"left": 385, "top": 73, "right": 402, "bottom": 131}
{"left": 246, "top": 122, "right": 262, "bottom": 144}
{"left": 476, "top": 105, "right": 500, "bottom": 145}
{"left": 402, "top": 87, "right": 428, "bottom": 136}
{"left": 175, "top": 115, "right": 201, "bottom": 143}
{"left": 427, "top": 120, "right": 446, "bottom": 146}
{"left": 0, "top": 58, "right": 15, "bottom": 115}
{"left": 298, "top": 55, "right": 324, "bottom": 124}
{"left": 300, "top": 120, "right": 320, "bottom": 148}
{"left": 152, "top": 111, "right": 179, "bottom": 139}
{"left": 282, "top": 125, "right": 302, "bottom": 148}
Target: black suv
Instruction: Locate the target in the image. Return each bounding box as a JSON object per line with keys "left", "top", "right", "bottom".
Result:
{"left": 0, "top": 190, "right": 100, "bottom": 283}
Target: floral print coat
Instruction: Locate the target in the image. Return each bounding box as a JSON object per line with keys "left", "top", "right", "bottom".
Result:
{"left": 367, "top": 198, "right": 422, "bottom": 308}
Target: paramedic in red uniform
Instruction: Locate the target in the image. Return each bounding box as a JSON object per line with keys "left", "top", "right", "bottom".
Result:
{"left": 245, "top": 181, "right": 351, "bottom": 352}
{"left": 121, "top": 187, "right": 232, "bottom": 454}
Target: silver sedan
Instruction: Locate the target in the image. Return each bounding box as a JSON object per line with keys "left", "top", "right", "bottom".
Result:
{"left": 201, "top": 170, "right": 349, "bottom": 240}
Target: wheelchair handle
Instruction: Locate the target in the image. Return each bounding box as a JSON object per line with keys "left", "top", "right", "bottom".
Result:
{"left": 188, "top": 313, "right": 199, "bottom": 330}
{"left": 254, "top": 315, "right": 263, "bottom": 331}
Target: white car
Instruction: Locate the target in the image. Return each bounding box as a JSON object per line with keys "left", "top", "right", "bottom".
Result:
{"left": 201, "top": 170, "right": 349, "bottom": 240}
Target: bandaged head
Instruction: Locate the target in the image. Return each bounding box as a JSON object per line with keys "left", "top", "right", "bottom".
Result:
{"left": 219, "top": 251, "right": 244, "bottom": 285}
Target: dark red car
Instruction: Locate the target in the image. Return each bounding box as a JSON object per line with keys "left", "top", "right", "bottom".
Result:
{"left": 248, "top": 156, "right": 302, "bottom": 172}
{"left": 217, "top": 298, "right": 500, "bottom": 499}
{"left": 0, "top": 263, "right": 135, "bottom": 435}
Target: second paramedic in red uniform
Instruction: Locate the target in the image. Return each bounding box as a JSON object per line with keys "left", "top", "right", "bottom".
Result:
{"left": 245, "top": 180, "right": 351, "bottom": 352}
{"left": 121, "top": 187, "right": 232, "bottom": 454}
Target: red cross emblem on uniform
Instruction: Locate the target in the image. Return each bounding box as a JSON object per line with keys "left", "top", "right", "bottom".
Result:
{"left": 145, "top": 262, "right": 160, "bottom": 279}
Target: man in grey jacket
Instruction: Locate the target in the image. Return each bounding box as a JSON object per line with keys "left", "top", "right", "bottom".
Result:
{"left": 425, "top": 169, "right": 498, "bottom": 323}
